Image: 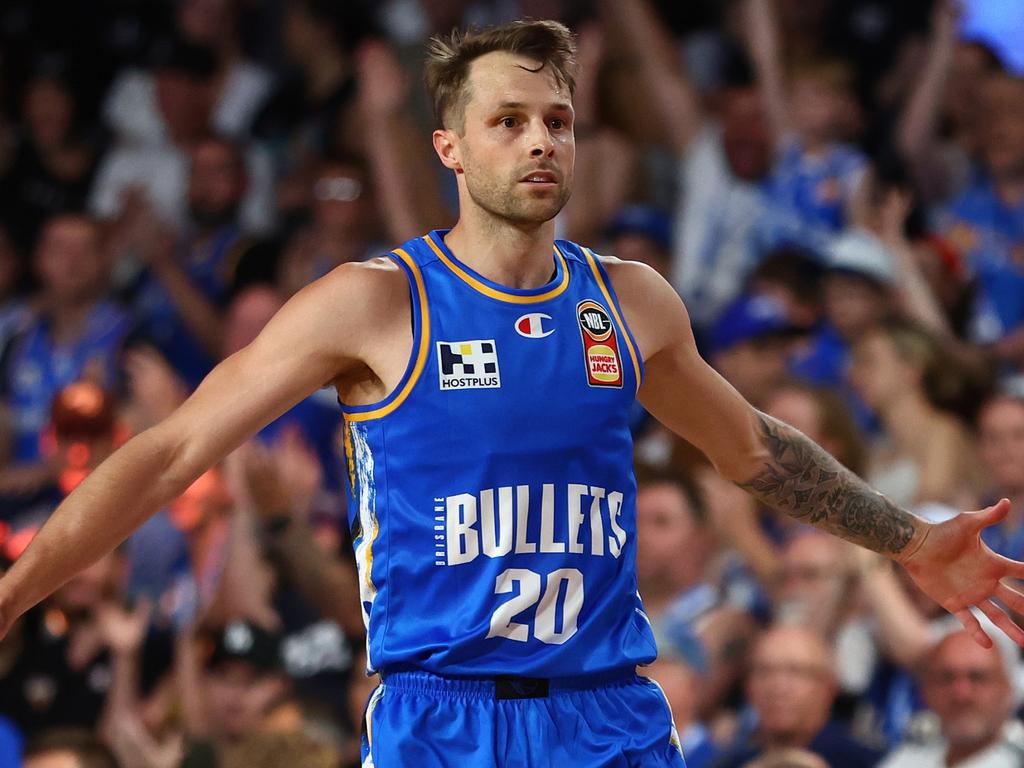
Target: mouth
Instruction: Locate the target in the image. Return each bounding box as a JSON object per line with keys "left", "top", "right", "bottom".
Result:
{"left": 519, "top": 170, "right": 559, "bottom": 187}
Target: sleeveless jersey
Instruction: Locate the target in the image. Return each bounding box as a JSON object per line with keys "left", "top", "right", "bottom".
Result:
{"left": 341, "top": 230, "right": 657, "bottom": 677}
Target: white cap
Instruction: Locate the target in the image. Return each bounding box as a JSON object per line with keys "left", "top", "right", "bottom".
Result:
{"left": 826, "top": 229, "right": 896, "bottom": 286}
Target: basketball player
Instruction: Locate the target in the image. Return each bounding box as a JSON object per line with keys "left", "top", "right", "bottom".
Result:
{"left": 1, "top": 20, "right": 1023, "bottom": 767}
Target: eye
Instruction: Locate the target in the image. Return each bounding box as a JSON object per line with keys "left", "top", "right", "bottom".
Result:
{"left": 501, "top": 117, "right": 517, "bottom": 128}
{"left": 550, "top": 118, "right": 564, "bottom": 130}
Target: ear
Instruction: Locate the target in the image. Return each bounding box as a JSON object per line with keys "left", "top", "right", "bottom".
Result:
{"left": 433, "top": 129, "right": 463, "bottom": 173}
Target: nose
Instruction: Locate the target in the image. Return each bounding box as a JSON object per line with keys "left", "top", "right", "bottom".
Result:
{"left": 528, "top": 119, "right": 554, "bottom": 158}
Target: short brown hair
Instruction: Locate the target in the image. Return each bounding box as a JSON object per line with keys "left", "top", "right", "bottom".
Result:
{"left": 425, "top": 20, "right": 577, "bottom": 131}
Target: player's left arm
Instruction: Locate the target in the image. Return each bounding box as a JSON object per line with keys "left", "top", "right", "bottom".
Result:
{"left": 603, "top": 256, "right": 1024, "bottom": 647}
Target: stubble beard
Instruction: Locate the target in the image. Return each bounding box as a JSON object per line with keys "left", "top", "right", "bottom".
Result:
{"left": 463, "top": 163, "right": 572, "bottom": 228}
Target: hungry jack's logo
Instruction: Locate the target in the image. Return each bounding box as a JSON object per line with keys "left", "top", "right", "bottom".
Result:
{"left": 576, "top": 300, "right": 622, "bottom": 388}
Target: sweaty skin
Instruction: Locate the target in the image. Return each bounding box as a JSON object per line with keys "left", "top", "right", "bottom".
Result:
{"left": 2, "top": 49, "right": 1024, "bottom": 652}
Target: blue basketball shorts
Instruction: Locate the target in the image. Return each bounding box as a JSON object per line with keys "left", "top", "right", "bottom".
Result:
{"left": 359, "top": 668, "right": 687, "bottom": 767}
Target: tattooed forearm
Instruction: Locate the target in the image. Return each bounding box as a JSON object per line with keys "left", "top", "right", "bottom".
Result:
{"left": 738, "top": 412, "right": 919, "bottom": 556}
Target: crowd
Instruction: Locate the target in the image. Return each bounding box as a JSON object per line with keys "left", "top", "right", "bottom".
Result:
{"left": 0, "top": 0, "right": 1022, "bottom": 766}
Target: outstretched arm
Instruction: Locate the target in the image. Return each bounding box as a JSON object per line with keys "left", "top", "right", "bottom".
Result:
{"left": 609, "top": 257, "right": 1024, "bottom": 647}
{"left": 0, "top": 261, "right": 404, "bottom": 638}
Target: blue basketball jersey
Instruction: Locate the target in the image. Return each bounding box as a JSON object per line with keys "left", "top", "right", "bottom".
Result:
{"left": 341, "top": 230, "right": 657, "bottom": 677}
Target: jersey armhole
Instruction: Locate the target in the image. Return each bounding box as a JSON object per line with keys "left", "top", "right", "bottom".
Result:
{"left": 339, "top": 248, "right": 430, "bottom": 421}
{"left": 581, "top": 248, "right": 645, "bottom": 391}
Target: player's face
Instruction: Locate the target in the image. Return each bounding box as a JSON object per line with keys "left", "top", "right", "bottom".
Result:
{"left": 444, "top": 51, "right": 575, "bottom": 226}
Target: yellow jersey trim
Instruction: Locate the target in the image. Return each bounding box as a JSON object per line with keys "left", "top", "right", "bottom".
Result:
{"left": 345, "top": 248, "right": 430, "bottom": 422}
{"left": 425, "top": 233, "right": 570, "bottom": 304}
{"left": 583, "top": 248, "right": 642, "bottom": 392}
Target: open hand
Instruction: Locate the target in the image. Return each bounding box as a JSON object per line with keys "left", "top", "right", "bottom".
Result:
{"left": 901, "top": 499, "right": 1024, "bottom": 648}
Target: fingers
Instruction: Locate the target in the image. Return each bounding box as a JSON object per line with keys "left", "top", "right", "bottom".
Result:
{"left": 954, "top": 608, "right": 993, "bottom": 649}
{"left": 978, "top": 600, "right": 1024, "bottom": 647}
{"left": 968, "top": 498, "right": 1011, "bottom": 532}
{"left": 996, "top": 581, "right": 1024, "bottom": 615}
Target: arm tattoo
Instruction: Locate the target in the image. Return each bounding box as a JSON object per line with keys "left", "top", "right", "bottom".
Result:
{"left": 738, "top": 412, "right": 917, "bottom": 555}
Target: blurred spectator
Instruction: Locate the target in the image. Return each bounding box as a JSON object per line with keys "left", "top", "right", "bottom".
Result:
{"left": 220, "top": 730, "right": 339, "bottom": 768}
{"left": 601, "top": 0, "right": 774, "bottom": 330}
{"left": 935, "top": 72, "right": 1024, "bottom": 363}
{"left": 0, "top": 73, "right": 100, "bottom": 254}
{"left": 896, "top": 1, "right": 1003, "bottom": 200}
{"left": 636, "top": 471, "right": 715, "bottom": 629}
{"left": 199, "top": 620, "right": 293, "bottom": 743}
{"left": 745, "top": 248, "right": 824, "bottom": 332}
{"left": 114, "top": 135, "right": 273, "bottom": 386}
{"left": 104, "top": 0, "right": 274, "bottom": 145}
{"left": 0, "top": 551, "right": 123, "bottom": 736}
{"left": 741, "top": 749, "right": 828, "bottom": 768}
{"left": 708, "top": 295, "right": 804, "bottom": 408}
{"left": 0, "top": 215, "right": 128, "bottom": 468}
{"left": 773, "top": 532, "right": 877, "bottom": 698}
{"left": 604, "top": 205, "right": 674, "bottom": 277}
{"left": 745, "top": 0, "right": 867, "bottom": 254}
{"left": 89, "top": 37, "right": 275, "bottom": 235}
{"left": 849, "top": 318, "right": 984, "bottom": 508}
{"left": 252, "top": 0, "right": 376, "bottom": 164}
{"left": 22, "top": 727, "right": 118, "bottom": 768}
{"left": 645, "top": 638, "right": 720, "bottom": 768}
{"left": 879, "top": 630, "right": 1024, "bottom": 768}
{"left": 977, "top": 392, "right": 1024, "bottom": 560}
{"left": 715, "top": 625, "right": 883, "bottom": 768}
{"left": 278, "top": 156, "right": 384, "bottom": 297}
{"left": 790, "top": 228, "right": 895, "bottom": 394}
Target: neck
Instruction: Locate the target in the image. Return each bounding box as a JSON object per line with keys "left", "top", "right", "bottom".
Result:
{"left": 444, "top": 211, "right": 557, "bottom": 290}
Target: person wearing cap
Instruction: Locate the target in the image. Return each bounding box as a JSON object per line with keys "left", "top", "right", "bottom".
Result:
{"left": 198, "top": 620, "right": 293, "bottom": 743}
{"left": 790, "top": 228, "right": 896, "bottom": 391}
{"left": 709, "top": 294, "right": 806, "bottom": 408}
{"left": 879, "top": 629, "right": 1024, "bottom": 768}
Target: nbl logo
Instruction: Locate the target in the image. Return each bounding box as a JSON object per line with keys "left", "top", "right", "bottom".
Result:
{"left": 576, "top": 300, "right": 623, "bottom": 388}
{"left": 437, "top": 340, "right": 501, "bottom": 390}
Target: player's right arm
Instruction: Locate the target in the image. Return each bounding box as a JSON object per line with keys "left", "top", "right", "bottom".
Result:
{"left": 0, "top": 260, "right": 408, "bottom": 638}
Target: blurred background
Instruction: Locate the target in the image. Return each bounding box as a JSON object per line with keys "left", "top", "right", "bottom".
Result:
{"left": 0, "top": 0, "right": 1023, "bottom": 766}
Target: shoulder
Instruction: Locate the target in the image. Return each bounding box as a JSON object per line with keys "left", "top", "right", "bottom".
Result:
{"left": 302, "top": 256, "right": 410, "bottom": 318}
{"left": 594, "top": 253, "right": 665, "bottom": 292}
{"left": 589, "top": 254, "right": 694, "bottom": 361}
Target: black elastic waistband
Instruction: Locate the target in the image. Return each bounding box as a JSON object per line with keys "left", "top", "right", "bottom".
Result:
{"left": 380, "top": 668, "right": 639, "bottom": 699}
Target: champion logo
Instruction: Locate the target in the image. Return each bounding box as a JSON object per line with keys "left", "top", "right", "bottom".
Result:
{"left": 514, "top": 313, "right": 554, "bottom": 339}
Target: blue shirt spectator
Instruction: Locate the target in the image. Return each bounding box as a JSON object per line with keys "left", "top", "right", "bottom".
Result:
{"left": 758, "top": 140, "right": 867, "bottom": 255}
{"left": 939, "top": 171, "right": 1024, "bottom": 344}
{"left": 4, "top": 301, "right": 128, "bottom": 463}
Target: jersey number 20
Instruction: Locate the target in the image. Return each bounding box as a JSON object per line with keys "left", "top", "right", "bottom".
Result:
{"left": 486, "top": 568, "right": 584, "bottom": 645}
